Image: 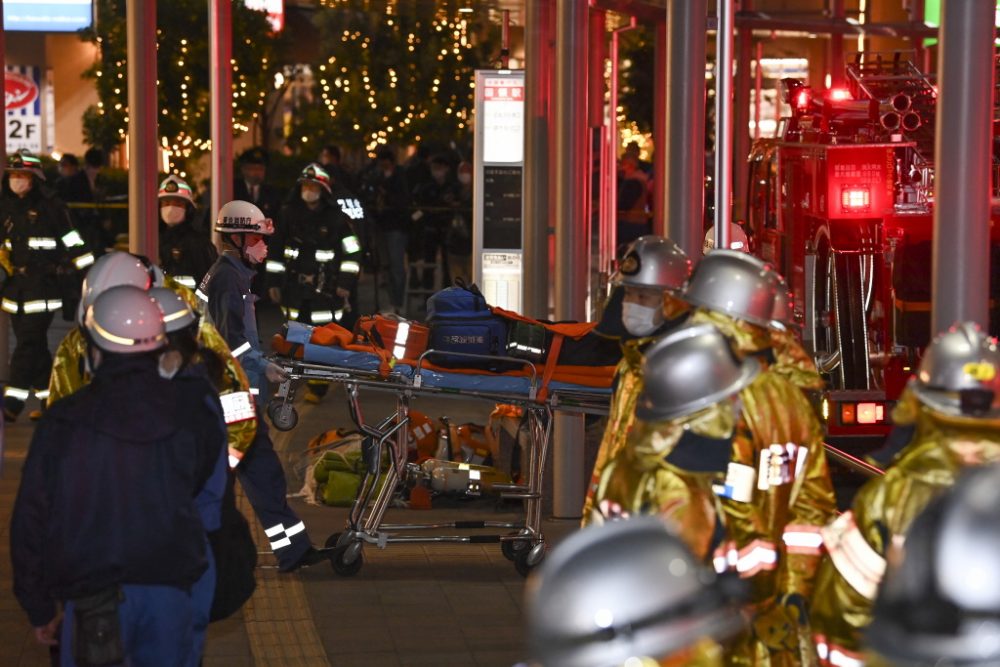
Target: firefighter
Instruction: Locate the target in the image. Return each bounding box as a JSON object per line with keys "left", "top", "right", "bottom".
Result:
{"left": 867, "top": 462, "right": 1000, "bottom": 667}
{"left": 158, "top": 174, "right": 217, "bottom": 291}
{"left": 526, "top": 516, "right": 747, "bottom": 667}
{"left": 682, "top": 249, "right": 837, "bottom": 665}
{"left": 201, "top": 199, "right": 325, "bottom": 572}
{"left": 47, "top": 251, "right": 257, "bottom": 468}
{"left": 581, "top": 235, "right": 692, "bottom": 523}
{"left": 810, "top": 322, "right": 1000, "bottom": 667}
{"left": 0, "top": 149, "right": 93, "bottom": 421}
{"left": 11, "top": 285, "right": 225, "bottom": 666}
{"left": 769, "top": 276, "right": 824, "bottom": 393}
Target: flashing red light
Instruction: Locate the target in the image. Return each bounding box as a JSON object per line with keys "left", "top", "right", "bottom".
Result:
{"left": 828, "top": 88, "right": 852, "bottom": 101}
{"left": 857, "top": 402, "right": 885, "bottom": 425}
{"left": 795, "top": 89, "right": 811, "bottom": 110}
{"left": 841, "top": 186, "right": 870, "bottom": 212}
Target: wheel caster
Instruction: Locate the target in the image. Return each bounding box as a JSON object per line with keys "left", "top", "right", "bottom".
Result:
{"left": 331, "top": 542, "right": 363, "bottom": 577}
{"left": 501, "top": 533, "right": 530, "bottom": 562}
{"left": 514, "top": 542, "right": 545, "bottom": 577}
{"left": 325, "top": 531, "right": 352, "bottom": 550}
{"left": 270, "top": 404, "right": 298, "bottom": 431}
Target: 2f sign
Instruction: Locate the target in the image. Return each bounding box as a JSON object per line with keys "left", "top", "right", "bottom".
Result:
{"left": 6, "top": 118, "right": 39, "bottom": 151}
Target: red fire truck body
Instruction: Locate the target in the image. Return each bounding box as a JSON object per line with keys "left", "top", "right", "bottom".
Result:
{"left": 746, "top": 53, "right": 1000, "bottom": 437}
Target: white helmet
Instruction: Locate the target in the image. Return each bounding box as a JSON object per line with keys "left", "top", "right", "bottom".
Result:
{"left": 157, "top": 174, "right": 196, "bottom": 206}
{"left": 78, "top": 251, "right": 152, "bottom": 324}
{"left": 149, "top": 287, "right": 197, "bottom": 333}
{"left": 84, "top": 285, "right": 166, "bottom": 354}
{"left": 214, "top": 199, "right": 274, "bottom": 235}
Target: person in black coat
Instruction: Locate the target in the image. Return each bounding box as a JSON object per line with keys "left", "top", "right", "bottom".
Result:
{"left": 157, "top": 175, "right": 217, "bottom": 290}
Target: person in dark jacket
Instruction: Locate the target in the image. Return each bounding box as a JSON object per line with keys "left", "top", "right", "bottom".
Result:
{"left": 158, "top": 175, "right": 217, "bottom": 290}
{"left": 54, "top": 147, "right": 110, "bottom": 255}
{"left": 410, "top": 154, "right": 461, "bottom": 289}
{"left": 0, "top": 150, "right": 93, "bottom": 422}
{"left": 10, "top": 284, "right": 226, "bottom": 666}
{"left": 233, "top": 147, "right": 284, "bottom": 301}
{"left": 200, "top": 200, "right": 325, "bottom": 572}
{"left": 362, "top": 149, "right": 410, "bottom": 313}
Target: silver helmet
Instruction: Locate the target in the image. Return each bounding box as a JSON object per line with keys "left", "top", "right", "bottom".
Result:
{"left": 683, "top": 249, "right": 778, "bottom": 328}
{"left": 769, "top": 273, "right": 793, "bottom": 331}
{"left": 635, "top": 323, "right": 760, "bottom": 422}
{"left": 525, "top": 517, "right": 745, "bottom": 667}
{"left": 614, "top": 235, "right": 692, "bottom": 294}
{"left": 868, "top": 463, "right": 1000, "bottom": 666}
{"left": 911, "top": 322, "right": 1000, "bottom": 419}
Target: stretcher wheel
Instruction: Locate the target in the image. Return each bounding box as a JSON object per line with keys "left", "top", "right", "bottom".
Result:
{"left": 514, "top": 542, "right": 546, "bottom": 577}
{"left": 331, "top": 542, "right": 363, "bottom": 577}
{"left": 501, "top": 534, "right": 530, "bottom": 561}
{"left": 325, "top": 531, "right": 352, "bottom": 550}
{"left": 269, "top": 403, "right": 298, "bottom": 431}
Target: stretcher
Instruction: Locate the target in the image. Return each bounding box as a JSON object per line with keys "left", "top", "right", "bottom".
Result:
{"left": 267, "top": 331, "right": 612, "bottom": 577}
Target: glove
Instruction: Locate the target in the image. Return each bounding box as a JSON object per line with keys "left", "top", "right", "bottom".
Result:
{"left": 265, "top": 362, "right": 290, "bottom": 384}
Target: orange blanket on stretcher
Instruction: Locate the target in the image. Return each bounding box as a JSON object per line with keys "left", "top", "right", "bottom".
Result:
{"left": 270, "top": 319, "right": 616, "bottom": 394}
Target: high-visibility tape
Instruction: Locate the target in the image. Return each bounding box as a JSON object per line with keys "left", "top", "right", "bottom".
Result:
{"left": 264, "top": 523, "right": 286, "bottom": 537}
{"left": 342, "top": 235, "right": 361, "bottom": 253}
{"left": 315, "top": 249, "right": 335, "bottom": 262}
{"left": 4, "top": 386, "right": 29, "bottom": 401}
{"left": 782, "top": 524, "right": 825, "bottom": 555}
{"left": 73, "top": 252, "right": 96, "bottom": 269}
{"left": 285, "top": 521, "right": 306, "bottom": 537}
{"left": 265, "top": 260, "right": 285, "bottom": 274}
{"left": 220, "top": 391, "right": 256, "bottom": 424}
{"left": 3, "top": 239, "right": 11, "bottom": 250}
{"left": 34, "top": 389, "right": 50, "bottom": 400}
{"left": 47, "top": 299, "right": 62, "bottom": 311}
{"left": 228, "top": 453, "right": 242, "bottom": 468}
{"left": 285, "top": 307, "right": 300, "bottom": 320}
{"left": 334, "top": 309, "right": 344, "bottom": 321}
{"left": 195, "top": 289, "right": 209, "bottom": 303}
{"left": 340, "top": 260, "right": 360, "bottom": 274}
{"left": 821, "top": 510, "right": 886, "bottom": 600}
{"left": 173, "top": 275, "right": 196, "bottom": 288}
{"left": 27, "top": 237, "right": 57, "bottom": 250}
{"left": 61, "top": 229, "right": 85, "bottom": 248}
{"left": 23, "top": 300, "right": 48, "bottom": 314}
{"left": 735, "top": 539, "right": 778, "bottom": 577}
{"left": 395, "top": 322, "right": 410, "bottom": 345}
{"left": 712, "top": 541, "right": 738, "bottom": 574}
{"left": 231, "top": 341, "right": 252, "bottom": 357}
{"left": 393, "top": 345, "right": 407, "bottom": 359}
{"left": 284, "top": 247, "right": 300, "bottom": 260}
{"left": 1, "top": 298, "right": 17, "bottom": 314}
{"left": 249, "top": 387, "right": 260, "bottom": 395}
{"left": 311, "top": 310, "right": 334, "bottom": 324}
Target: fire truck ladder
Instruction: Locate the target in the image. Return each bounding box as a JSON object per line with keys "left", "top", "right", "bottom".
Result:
{"left": 846, "top": 51, "right": 937, "bottom": 167}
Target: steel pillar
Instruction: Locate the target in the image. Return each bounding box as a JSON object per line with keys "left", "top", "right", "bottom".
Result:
{"left": 932, "top": 0, "right": 994, "bottom": 334}
{"left": 732, "top": 0, "right": 752, "bottom": 224}
{"left": 664, "top": 0, "right": 708, "bottom": 257}
{"left": 126, "top": 0, "right": 158, "bottom": 259}
{"left": 210, "top": 0, "right": 234, "bottom": 250}
{"left": 552, "top": 0, "right": 589, "bottom": 519}
{"left": 829, "top": 0, "right": 845, "bottom": 88}
{"left": 714, "top": 0, "right": 734, "bottom": 250}
{"left": 523, "top": 0, "right": 554, "bottom": 321}
{"left": 652, "top": 21, "right": 667, "bottom": 236}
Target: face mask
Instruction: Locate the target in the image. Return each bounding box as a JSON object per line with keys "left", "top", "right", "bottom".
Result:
{"left": 160, "top": 205, "right": 186, "bottom": 226}
{"left": 158, "top": 350, "right": 182, "bottom": 380}
{"left": 458, "top": 173, "right": 471, "bottom": 186}
{"left": 622, "top": 302, "right": 664, "bottom": 337}
{"left": 301, "top": 189, "right": 321, "bottom": 204}
{"left": 9, "top": 176, "right": 31, "bottom": 195}
{"left": 243, "top": 238, "right": 268, "bottom": 264}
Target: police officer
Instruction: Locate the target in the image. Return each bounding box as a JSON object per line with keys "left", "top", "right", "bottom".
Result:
{"left": 810, "top": 322, "right": 1000, "bottom": 666}
{"left": 11, "top": 285, "right": 225, "bottom": 665}
{"left": 268, "top": 163, "right": 363, "bottom": 330}
{"left": 410, "top": 154, "right": 461, "bottom": 289}
{"left": 201, "top": 200, "right": 324, "bottom": 572}
{"left": 525, "top": 517, "right": 747, "bottom": 667}
{"left": 0, "top": 149, "right": 93, "bottom": 421}
{"left": 158, "top": 175, "right": 217, "bottom": 290}
{"left": 867, "top": 463, "right": 1000, "bottom": 667}
{"left": 684, "top": 249, "right": 837, "bottom": 665}
{"left": 581, "top": 235, "right": 692, "bottom": 523}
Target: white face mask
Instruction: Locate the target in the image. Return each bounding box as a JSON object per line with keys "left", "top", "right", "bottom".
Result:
{"left": 160, "top": 205, "right": 186, "bottom": 226}
{"left": 244, "top": 238, "right": 268, "bottom": 264}
{"left": 458, "top": 173, "right": 471, "bottom": 186}
{"left": 301, "top": 189, "right": 321, "bottom": 204}
{"left": 158, "top": 350, "right": 182, "bottom": 380}
{"left": 622, "top": 302, "right": 664, "bottom": 337}
{"left": 9, "top": 176, "right": 31, "bottom": 195}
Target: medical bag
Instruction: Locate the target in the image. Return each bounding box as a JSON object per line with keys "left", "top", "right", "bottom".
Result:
{"left": 425, "top": 284, "right": 508, "bottom": 367}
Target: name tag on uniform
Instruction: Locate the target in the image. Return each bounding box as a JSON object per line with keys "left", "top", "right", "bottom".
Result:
{"left": 220, "top": 391, "right": 256, "bottom": 424}
{"left": 757, "top": 443, "right": 805, "bottom": 490}
{"left": 713, "top": 462, "right": 756, "bottom": 503}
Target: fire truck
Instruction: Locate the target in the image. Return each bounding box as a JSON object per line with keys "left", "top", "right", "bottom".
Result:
{"left": 745, "top": 51, "right": 1000, "bottom": 437}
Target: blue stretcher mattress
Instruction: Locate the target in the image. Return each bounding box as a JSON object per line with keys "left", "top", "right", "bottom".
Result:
{"left": 284, "top": 322, "right": 611, "bottom": 397}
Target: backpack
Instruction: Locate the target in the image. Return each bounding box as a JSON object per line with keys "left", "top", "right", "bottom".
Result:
{"left": 425, "top": 283, "right": 508, "bottom": 368}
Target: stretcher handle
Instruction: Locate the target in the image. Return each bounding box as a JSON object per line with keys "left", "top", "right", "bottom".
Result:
{"left": 413, "top": 350, "right": 538, "bottom": 395}
{"left": 823, "top": 442, "right": 884, "bottom": 478}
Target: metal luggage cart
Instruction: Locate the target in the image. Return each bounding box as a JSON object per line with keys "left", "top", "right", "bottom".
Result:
{"left": 266, "top": 350, "right": 610, "bottom": 577}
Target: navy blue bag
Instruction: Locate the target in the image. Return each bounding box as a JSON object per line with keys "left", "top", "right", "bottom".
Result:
{"left": 426, "top": 284, "right": 508, "bottom": 368}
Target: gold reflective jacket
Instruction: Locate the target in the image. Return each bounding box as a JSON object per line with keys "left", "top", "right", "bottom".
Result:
{"left": 808, "top": 406, "right": 1000, "bottom": 665}
{"left": 47, "top": 299, "right": 256, "bottom": 461}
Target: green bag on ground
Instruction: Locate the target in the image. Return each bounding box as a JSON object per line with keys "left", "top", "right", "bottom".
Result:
{"left": 319, "top": 450, "right": 390, "bottom": 507}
